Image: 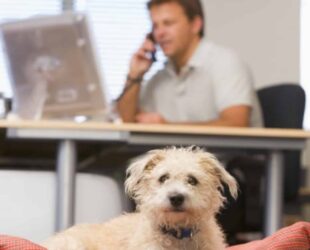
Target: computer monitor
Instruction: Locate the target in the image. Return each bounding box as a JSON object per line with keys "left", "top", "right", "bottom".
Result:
{"left": 0, "top": 12, "right": 108, "bottom": 120}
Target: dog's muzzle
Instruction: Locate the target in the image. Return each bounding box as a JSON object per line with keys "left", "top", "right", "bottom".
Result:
{"left": 169, "top": 194, "right": 185, "bottom": 208}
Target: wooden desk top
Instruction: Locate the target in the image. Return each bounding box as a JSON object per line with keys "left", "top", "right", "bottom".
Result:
{"left": 1, "top": 119, "right": 310, "bottom": 139}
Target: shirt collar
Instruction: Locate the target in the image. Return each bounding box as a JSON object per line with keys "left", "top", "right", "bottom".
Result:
{"left": 164, "top": 39, "right": 211, "bottom": 75}
{"left": 187, "top": 38, "right": 211, "bottom": 68}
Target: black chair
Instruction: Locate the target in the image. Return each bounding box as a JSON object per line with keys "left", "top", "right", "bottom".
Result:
{"left": 218, "top": 83, "right": 305, "bottom": 242}
{"left": 257, "top": 83, "right": 306, "bottom": 200}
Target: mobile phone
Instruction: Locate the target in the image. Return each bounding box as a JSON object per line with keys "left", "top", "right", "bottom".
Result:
{"left": 147, "top": 32, "right": 157, "bottom": 62}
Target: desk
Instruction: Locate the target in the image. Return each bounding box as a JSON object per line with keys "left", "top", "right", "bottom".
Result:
{"left": 1, "top": 119, "right": 310, "bottom": 236}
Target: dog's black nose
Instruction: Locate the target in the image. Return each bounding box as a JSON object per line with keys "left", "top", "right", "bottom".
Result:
{"left": 169, "top": 194, "right": 184, "bottom": 207}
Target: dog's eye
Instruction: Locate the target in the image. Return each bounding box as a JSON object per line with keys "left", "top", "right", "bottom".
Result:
{"left": 188, "top": 175, "right": 198, "bottom": 186}
{"left": 158, "top": 174, "right": 169, "bottom": 184}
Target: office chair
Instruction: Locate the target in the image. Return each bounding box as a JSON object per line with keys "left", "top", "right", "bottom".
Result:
{"left": 257, "top": 83, "right": 306, "bottom": 200}
{"left": 218, "top": 83, "right": 305, "bottom": 241}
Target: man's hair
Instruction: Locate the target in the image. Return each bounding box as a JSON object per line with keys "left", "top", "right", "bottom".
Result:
{"left": 147, "top": 0, "right": 205, "bottom": 37}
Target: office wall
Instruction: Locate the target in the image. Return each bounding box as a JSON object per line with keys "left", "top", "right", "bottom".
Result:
{"left": 202, "top": 0, "right": 300, "bottom": 89}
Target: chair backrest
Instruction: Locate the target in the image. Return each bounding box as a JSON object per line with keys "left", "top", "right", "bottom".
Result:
{"left": 257, "top": 83, "right": 305, "bottom": 129}
{"left": 257, "top": 83, "right": 306, "bottom": 200}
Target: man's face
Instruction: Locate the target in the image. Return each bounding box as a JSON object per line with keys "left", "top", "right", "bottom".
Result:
{"left": 150, "top": 2, "right": 201, "bottom": 60}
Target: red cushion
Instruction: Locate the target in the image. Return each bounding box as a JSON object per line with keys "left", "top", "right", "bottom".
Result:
{"left": 1, "top": 222, "right": 309, "bottom": 250}
{"left": 0, "top": 235, "right": 46, "bottom": 250}
{"left": 226, "top": 222, "right": 310, "bottom": 250}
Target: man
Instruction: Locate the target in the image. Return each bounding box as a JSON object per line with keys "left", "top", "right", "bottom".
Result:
{"left": 117, "top": 0, "right": 262, "bottom": 127}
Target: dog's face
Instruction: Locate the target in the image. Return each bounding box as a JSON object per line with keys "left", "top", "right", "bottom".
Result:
{"left": 125, "top": 147, "right": 237, "bottom": 226}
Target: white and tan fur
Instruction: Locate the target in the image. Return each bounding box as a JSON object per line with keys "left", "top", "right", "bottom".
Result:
{"left": 43, "top": 147, "right": 238, "bottom": 250}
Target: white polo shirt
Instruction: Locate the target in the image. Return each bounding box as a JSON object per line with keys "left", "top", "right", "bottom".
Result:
{"left": 139, "top": 40, "right": 262, "bottom": 127}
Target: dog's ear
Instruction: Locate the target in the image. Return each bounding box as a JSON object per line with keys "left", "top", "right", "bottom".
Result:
{"left": 125, "top": 150, "right": 165, "bottom": 199}
{"left": 213, "top": 160, "right": 238, "bottom": 199}
{"left": 198, "top": 152, "right": 238, "bottom": 199}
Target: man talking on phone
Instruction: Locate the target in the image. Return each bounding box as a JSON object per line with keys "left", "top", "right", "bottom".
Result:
{"left": 117, "top": 0, "right": 262, "bottom": 127}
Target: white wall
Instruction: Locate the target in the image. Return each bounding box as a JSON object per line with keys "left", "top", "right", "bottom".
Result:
{"left": 203, "top": 0, "right": 300, "bottom": 89}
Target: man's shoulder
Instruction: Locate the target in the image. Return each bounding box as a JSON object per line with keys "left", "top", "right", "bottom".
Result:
{"left": 203, "top": 40, "right": 241, "bottom": 61}
{"left": 200, "top": 40, "right": 246, "bottom": 72}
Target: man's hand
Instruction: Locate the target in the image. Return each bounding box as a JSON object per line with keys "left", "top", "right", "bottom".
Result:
{"left": 128, "top": 37, "right": 156, "bottom": 79}
{"left": 117, "top": 36, "right": 157, "bottom": 123}
{"left": 135, "top": 112, "right": 167, "bottom": 124}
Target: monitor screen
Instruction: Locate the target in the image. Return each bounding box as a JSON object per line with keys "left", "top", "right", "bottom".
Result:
{"left": 1, "top": 12, "right": 108, "bottom": 120}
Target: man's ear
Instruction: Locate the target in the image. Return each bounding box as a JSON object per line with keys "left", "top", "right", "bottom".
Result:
{"left": 125, "top": 150, "right": 165, "bottom": 199}
{"left": 191, "top": 16, "right": 203, "bottom": 36}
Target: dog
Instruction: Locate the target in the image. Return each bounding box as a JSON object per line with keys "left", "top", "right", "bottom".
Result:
{"left": 43, "top": 147, "right": 238, "bottom": 250}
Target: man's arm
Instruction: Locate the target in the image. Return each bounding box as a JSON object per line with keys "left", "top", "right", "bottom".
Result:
{"left": 117, "top": 37, "right": 156, "bottom": 122}
{"left": 200, "top": 105, "right": 251, "bottom": 127}
{"left": 116, "top": 77, "right": 141, "bottom": 123}
{"left": 135, "top": 105, "right": 251, "bottom": 127}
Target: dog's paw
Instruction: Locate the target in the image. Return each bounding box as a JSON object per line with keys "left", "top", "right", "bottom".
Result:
{"left": 42, "top": 235, "right": 86, "bottom": 250}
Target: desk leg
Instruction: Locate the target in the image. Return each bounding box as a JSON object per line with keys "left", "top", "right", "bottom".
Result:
{"left": 264, "top": 150, "right": 284, "bottom": 236}
{"left": 55, "top": 139, "right": 76, "bottom": 231}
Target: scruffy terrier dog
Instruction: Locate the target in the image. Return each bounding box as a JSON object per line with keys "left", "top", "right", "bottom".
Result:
{"left": 43, "top": 147, "right": 237, "bottom": 250}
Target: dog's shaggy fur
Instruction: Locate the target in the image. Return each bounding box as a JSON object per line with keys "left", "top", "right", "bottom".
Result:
{"left": 43, "top": 147, "right": 237, "bottom": 250}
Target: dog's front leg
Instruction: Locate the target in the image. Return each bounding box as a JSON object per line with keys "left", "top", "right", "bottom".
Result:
{"left": 42, "top": 235, "right": 87, "bottom": 250}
